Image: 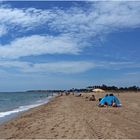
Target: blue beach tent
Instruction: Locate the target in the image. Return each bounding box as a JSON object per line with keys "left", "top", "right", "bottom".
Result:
{"left": 99, "top": 94, "right": 121, "bottom": 106}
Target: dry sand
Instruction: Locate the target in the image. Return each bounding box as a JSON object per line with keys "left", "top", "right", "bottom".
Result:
{"left": 0, "top": 92, "right": 140, "bottom": 139}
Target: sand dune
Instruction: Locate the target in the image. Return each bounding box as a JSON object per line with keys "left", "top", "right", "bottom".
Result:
{"left": 0, "top": 92, "right": 140, "bottom": 139}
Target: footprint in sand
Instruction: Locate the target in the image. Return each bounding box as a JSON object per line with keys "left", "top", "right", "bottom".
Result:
{"left": 61, "top": 126, "right": 65, "bottom": 129}
{"left": 65, "top": 130, "right": 69, "bottom": 133}
{"left": 62, "top": 135, "right": 67, "bottom": 138}
{"left": 51, "top": 127, "right": 55, "bottom": 130}
{"left": 54, "top": 134, "right": 58, "bottom": 137}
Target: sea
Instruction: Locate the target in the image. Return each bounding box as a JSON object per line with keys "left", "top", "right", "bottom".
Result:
{"left": 0, "top": 91, "right": 55, "bottom": 124}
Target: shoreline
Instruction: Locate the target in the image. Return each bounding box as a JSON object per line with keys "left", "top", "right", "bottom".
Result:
{"left": 0, "top": 94, "right": 56, "bottom": 125}
{"left": 0, "top": 92, "right": 140, "bottom": 139}
{"left": 0, "top": 95, "right": 57, "bottom": 126}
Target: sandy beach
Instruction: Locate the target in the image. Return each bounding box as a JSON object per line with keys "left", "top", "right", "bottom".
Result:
{"left": 0, "top": 92, "right": 140, "bottom": 139}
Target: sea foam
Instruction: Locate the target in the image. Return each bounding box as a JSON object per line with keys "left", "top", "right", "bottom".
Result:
{"left": 0, "top": 95, "right": 53, "bottom": 118}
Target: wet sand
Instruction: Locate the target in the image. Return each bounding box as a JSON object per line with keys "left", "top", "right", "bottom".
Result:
{"left": 0, "top": 92, "right": 140, "bottom": 139}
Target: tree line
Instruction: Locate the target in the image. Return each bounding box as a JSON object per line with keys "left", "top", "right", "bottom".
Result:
{"left": 26, "top": 84, "right": 140, "bottom": 93}
{"left": 87, "top": 84, "right": 140, "bottom": 91}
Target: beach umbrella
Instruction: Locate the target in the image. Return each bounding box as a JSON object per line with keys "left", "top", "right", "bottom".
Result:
{"left": 92, "top": 88, "right": 105, "bottom": 93}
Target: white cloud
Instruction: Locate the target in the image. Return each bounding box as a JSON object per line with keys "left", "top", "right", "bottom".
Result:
{"left": 23, "top": 61, "right": 95, "bottom": 74}
{"left": 0, "top": 6, "right": 55, "bottom": 29}
{"left": 93, "top": 2, "right": 140, "bottom": 28}
{"left": 49, "top": 1, "right": 140, "bottom": 38}
{"left": 0, "top": 2, "right": 140, "bottom": 59}
{"left": 125, "top": 71, "right": 140, "bottom": 75}
{"left": 0, "top": 2, "right": 140, "bottom": 90}
{"left": 0, "top": 60, "right": 29, "bottom": 69}
{"left": 96, "top": 61, "right": 140, "bottom": 70}
{"left": 0, "top": 34, "right": 80, "bottom": 58}
{"left": 0, "top": 59, "right": 140, "bottom": 74}
{"left": 0, "top": 2, "right": 140, "bottom": 37}
{"left": 0, "top": 60, "right": 95, "bottom": 74}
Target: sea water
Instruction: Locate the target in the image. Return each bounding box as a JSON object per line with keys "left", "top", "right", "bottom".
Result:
{"left": 0, "top": 92, "right": 55, "bottom": 123}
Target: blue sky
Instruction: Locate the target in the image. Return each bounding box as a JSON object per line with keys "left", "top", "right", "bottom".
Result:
{"left": 0, "top": 1, "right": 140, "bottom": 91}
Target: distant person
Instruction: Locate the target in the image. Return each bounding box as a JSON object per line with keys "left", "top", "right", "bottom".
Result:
{"left": 104, "top": 102, "right": 108, "bottom": 106}
{"left": 76, "top": 93, "right": 81, "bottom": 97}
{"left": 98, "top": 103, "right": 105, "bottom": 107}
{"left": 98, "top": 98, "right": 102, "bottom": 102}
{"left": 78, "top": 93, "right": 82, "bottom": 97}
{"left": 98, "top": 101, "right": 108, "bottom": 107}
{"left": 111, "top": 99, "right": 117, "bottom": 107}
{"left": 109, "top": 93, "right": 114, "bottom": 96}
{"left": 89, "top": 95, "right": 96, "bottom": 101}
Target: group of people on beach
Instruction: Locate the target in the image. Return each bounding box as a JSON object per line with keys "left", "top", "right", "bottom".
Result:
{"left": 98, "top": 93, "right": 121, "bottom": 107}
{"left": 58, "top": 92, "right": 121, "bottom": 107}
{"left": 87, "top": 94, "right": 119, "bottom": 107}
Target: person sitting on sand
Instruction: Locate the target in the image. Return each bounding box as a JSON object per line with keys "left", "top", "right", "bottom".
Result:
{"left": 98, "top": 94, "right": 108, "bottom": 103}
{"left": 109, "top": 93, "right": 114, "bottom": 96}
{"left": 104, "top": 102, "right": 108, "bottom": 106}
{"left": 111, "top": 99, "right": 117, "bottom": 107}
{"left": 98, "top": 101, "right": 108, "bottom": 107}
{"left": 98, "top": 98, "right": 102, "bottom": 102}
{"left": 98, "top": 103, "right": 105, "bottom": 107}
{"left": 76, "top": 93, "right": 82, "bottom": 97}
{"left": 78, "top": 93, "right": 82, "bottom": 97}
{"left": 112, "top": 102, "right": 117, "bottom": 107}
{"left": 89, "top": 95, "right": 96, "bottom": 101}
{"left": 105, "top": 94, "right": 109, "bottom": 97}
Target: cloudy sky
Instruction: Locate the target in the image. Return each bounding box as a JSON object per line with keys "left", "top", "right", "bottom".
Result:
{"left": 0, "top": 1, "right": 140, "bottom": 91}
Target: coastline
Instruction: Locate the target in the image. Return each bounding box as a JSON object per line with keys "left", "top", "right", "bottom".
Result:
{"left": 0, "top": 94, "right": 56, "bottom": 125}
{"left": 0, "top": 92, "right": 140, "bottom": 139}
